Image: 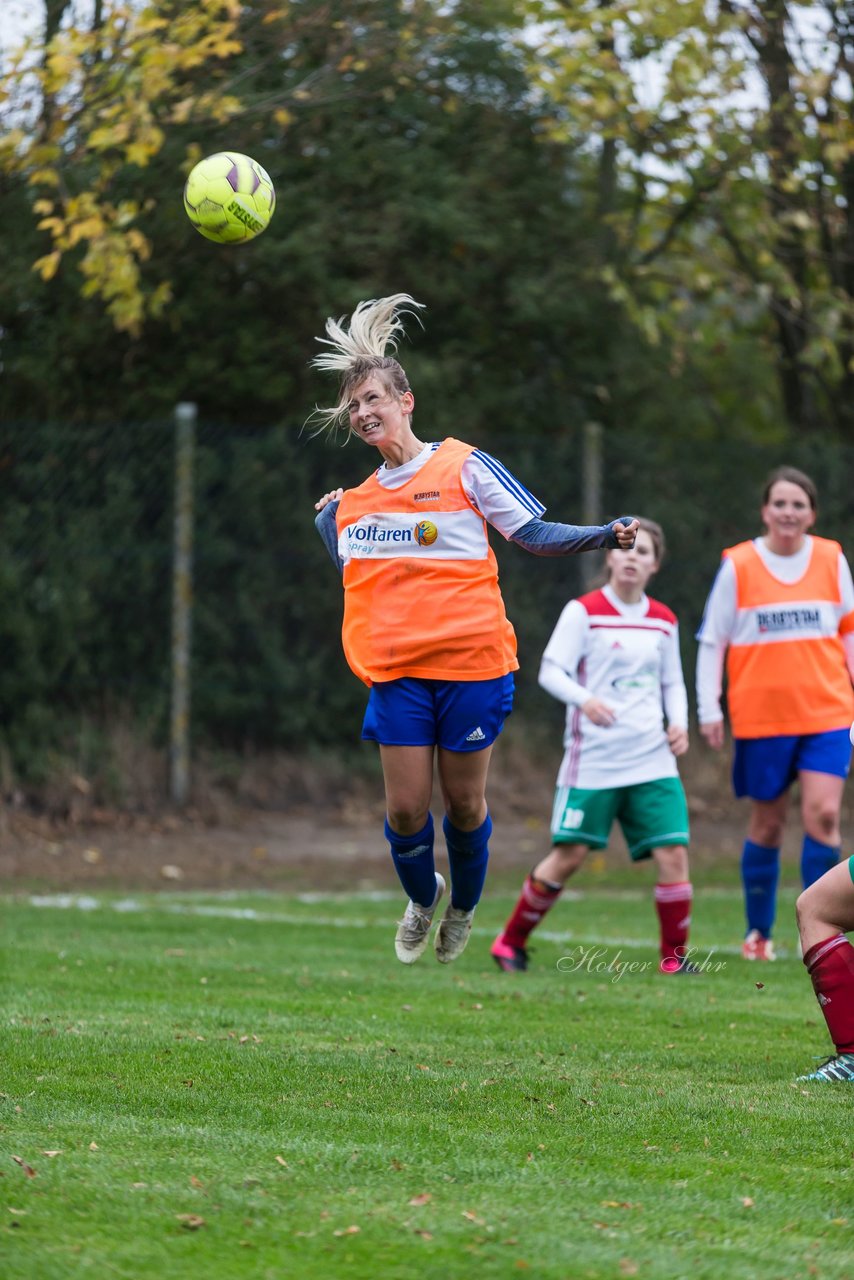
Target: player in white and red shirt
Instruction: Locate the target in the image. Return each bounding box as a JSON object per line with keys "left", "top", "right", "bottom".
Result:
{"left": 492, "top": 519, "right": 696, "bottom": 974}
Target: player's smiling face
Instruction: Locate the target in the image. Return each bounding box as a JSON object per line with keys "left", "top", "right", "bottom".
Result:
{"left": 347, "top": 374, "right": 414, "bottom": 448}
{"left": 761, "top": 480, "right": 815, "bottom": 553}
{"left": 607, "top": 529, "right": 659, "bottom": 598}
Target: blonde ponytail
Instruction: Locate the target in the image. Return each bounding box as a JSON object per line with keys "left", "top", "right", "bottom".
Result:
{"left": 308, "top": 294, "right": 424, "bottom": 436}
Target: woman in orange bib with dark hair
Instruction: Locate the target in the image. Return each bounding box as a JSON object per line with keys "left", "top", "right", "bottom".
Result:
{"left": 696, "top": 467, "right": 854, "bottom": 960}
{"left": 312, "top": 294, "right": 638, "bottom": 967}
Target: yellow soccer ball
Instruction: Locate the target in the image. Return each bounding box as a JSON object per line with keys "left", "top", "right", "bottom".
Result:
{"left": 183, "top": 152, "right": 275, "bottom": 244}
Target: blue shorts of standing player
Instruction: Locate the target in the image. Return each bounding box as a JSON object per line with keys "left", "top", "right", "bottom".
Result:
{"left": 734, "top": 728, "right": 851, "bottom": 961}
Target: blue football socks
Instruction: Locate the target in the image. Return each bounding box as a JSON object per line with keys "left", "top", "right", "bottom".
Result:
{"left": 801, "top": 834, "right": 839, "bottom": 889}
{"left": 443, "top": 813, "right": 492, "bottom": 912}
{"left": 385, "top": 814, "right": 437, "bottom": 908}
{"left": 741, "top": 840, "right": 780, "bottom": 937}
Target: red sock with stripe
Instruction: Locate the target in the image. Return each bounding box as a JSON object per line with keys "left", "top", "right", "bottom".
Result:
{"left": 654, "top": 881, "right": 693, "bottom": 963}
{"left": 501, "top": 875, "right": 563, "bottom": 950}
{"left": 803, "top": 934, "right": 854, "bottom": 1053}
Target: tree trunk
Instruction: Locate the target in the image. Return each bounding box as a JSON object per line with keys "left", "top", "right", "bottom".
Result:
{"left": 755, "top": 0, "right": 814, "bottom": 429}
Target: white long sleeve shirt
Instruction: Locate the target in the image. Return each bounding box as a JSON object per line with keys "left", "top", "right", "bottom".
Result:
{"left": 541, "top": 583, "right": 688, "bottom": 790}
{"left": 695, "top": 537, "right": 854, "bottom": 725}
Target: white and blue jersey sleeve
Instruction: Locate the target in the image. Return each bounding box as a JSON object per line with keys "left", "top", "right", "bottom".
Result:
{"left": 461, "top": 450, "right": 545, "bottom": 538}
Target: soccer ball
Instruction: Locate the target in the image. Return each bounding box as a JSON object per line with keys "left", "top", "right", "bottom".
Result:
{"left": 183, "top": 152, "right": 275, "bottom": 244}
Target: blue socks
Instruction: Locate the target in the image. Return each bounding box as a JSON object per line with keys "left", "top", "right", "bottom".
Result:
{"left": 385, "top": 814, "right": 437, "bottom": 908}
{"left": 741, "top": 840, "right": 780, "bottom": 938}
{"left": 801, "top": 835, "right": 839, "bottom": 889}
{"left": 443, "top": 813, "right": 492, "bottom": 911}
{"left": 385, "top": 812, "right": 493, "bottom": 912}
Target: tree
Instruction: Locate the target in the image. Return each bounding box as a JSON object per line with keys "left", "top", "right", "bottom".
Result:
{"left": 521, "top": 1, "right": 854, "bottom": 433}
{"left": 0, "top": 0, "right": 406, "bottom": 334}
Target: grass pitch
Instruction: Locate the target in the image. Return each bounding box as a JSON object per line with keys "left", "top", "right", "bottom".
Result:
{"left": 3, "top": 880, "right": 853, "bottom": 1279}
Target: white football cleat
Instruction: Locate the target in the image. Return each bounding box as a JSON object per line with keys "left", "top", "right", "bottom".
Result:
{"left": 434, "top": 903, "right": 476, "bottom": 964}
{"left": 394, "top": 874, "right": 445, "bottom": 964}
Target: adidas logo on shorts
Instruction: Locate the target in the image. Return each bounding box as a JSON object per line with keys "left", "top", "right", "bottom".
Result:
{"left": 465, "top": 726, "right": 486, "bottom": 743}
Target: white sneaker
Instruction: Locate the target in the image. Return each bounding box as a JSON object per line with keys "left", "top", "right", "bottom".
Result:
{"left": 434, "top": 903, "right": 476, "bottom": 964}
{"left": 394, "top": 874, "right": 445, "bottom": 964}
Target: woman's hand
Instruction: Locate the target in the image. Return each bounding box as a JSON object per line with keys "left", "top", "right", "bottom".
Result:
{"left": 610, "top": 518, "right": 640, "bottom": 549}
{"left": 315, "top": 487, "right": 344, "bottom": 512}
{"left": 667, "top": 725, "right": 689, "bottom": 757}
{"left": 699, "top": 720, "right": 725, "bottom": 750}
{"left": 582, "top": 696, "right": 617, "bottom": 727}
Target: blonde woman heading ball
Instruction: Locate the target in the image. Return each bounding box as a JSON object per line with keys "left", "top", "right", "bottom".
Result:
{"left": 311, "top": 294, "right": 638, "bottom": 966}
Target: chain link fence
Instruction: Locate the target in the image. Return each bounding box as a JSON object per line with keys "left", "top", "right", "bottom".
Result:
{"left": 2, "top": 414, "right": 852, "bottom": 807}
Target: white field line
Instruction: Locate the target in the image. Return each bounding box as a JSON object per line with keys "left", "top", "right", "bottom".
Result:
{"left": 14, "top": 890, "right": 780, "bottom": 958}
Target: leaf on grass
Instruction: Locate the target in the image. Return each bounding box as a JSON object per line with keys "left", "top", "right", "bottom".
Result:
{"left": 333, "top": 1224, "right": 360, "bottom": 1236}
{"left": 176, "top": 1214, "right": 206, "bottom": 1229}
{"left": 741, "top": 1197, "right": 755, "bottom": 1208}
{"left": 89, "top": 1143, "right": 99, "bottom": 1151}
{"left": 8, "top": 1208, "right": 27, "bottom": 1215}
{"left": 41, "top": 1151, "right": 62, "bottom": 1158}
{"left": 415, "top": 1064, "right": 430, "bottom": 1071}
{"left": 619, "top": 1260, "right": 640, "bottom": 1276}
{"left": 755, "top": 982, "right": 765, "bottom": 990}
{"left": 414, "top": 1229, "right": 433, "bottom": 1240}
{"left": 462, "top": 1210, "right": 485, "bottom": 1225}
{"left": 189, "top": 1176, "right": 205, "bottom": 1190}
{"left": 275, "top": 1156, "right": 289, "bottom": 1167}
{"left": 11, "top": 1157, "right": 36, "bottom": 1178}
{"left": 408, "top": 1193, "right": 432, "bottom": 1206}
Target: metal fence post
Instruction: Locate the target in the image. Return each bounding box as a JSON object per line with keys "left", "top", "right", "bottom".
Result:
{"left": 170, "top": 402, "right": 196, "bottom": 807}
{"left": 581, "top": 420, "right": 604, "bottom": 589}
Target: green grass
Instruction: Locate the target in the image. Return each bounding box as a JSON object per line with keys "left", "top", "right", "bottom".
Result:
{"left": 2, "top": 881, "right": 853, "bottom": 1279}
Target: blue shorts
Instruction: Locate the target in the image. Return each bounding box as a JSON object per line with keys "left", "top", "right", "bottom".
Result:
{"left": 732, "top": 729, "right": 852, "bottom": 801}
{"left": 362, "top": 674, "right": 515, "bottom": 752}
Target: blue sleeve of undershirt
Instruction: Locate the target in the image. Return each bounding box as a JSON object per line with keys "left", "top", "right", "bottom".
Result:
{"left": 315, "top": 501, "right": 343, "bottom": 574}
{"left": 509, "top": 516, "right": 637, "bottom": 556}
